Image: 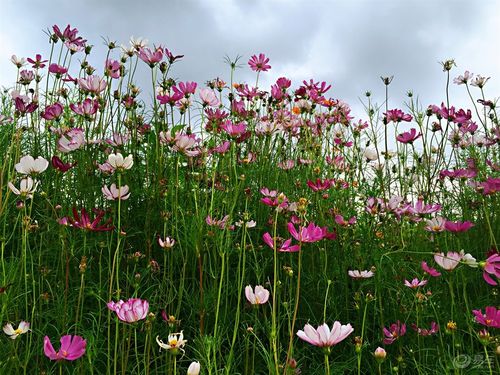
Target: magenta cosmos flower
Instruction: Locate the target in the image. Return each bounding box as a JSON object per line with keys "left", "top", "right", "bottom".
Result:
{"left": 297, "top": 322, "right": 353, "bottom": 348}
{"left": 287, "top": 222, "right": 325, "bottom": 243}
{"left": 404, "top": 278, "right": 427, "bottom": 289}
{"left": 472, "top": 306, "right": 500, "bottom": 328}
{"left": 396, "top": 128, "right": 422, "bottom": 144}
{"left": 245, "top": 285, "right": 270, "bottom": 305}
{"left": 248, "top": 53, "right": 271, "bottom": 72}
{"left": 480, "top": 253, "right": 500, "bottom": 286}
{"left": 444, "top": 220, "right": 474, "bottom": 233}
{"left": 383, "top": 321, "right": 406, "bottom": 344}
{"left": 107, "top": 298, "right": 149, "bottom": 323}
{"left": 384, "top": 109, "right": 412, "bottom": 123}
{"left": 421, "top": 261, "right": 441, "bottom": 277}
{"left": 262, "top": 233, "right": 300, "bottom": 252}
{"left": 44, "top": 335, "right": 86, "bottom": 361}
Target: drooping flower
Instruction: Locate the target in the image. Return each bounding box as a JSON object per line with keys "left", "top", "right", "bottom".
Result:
{"left": 8, "top": 177, "right": 38, "bottom": 199}
{"left": 472, "top": 306, "right": 500, "bottom": 328}
{"left": 107, "top": 298, "right": 149, "bottom": 323}
{"left": 43, "top": 335, "right": 86, "bottom": 361}
{"left": 156, "top": 331, "right": 187, "bottom": 355}
{"left": 404, "top": 278, "right": 428, "bottom": 289}
{"left": 245, "top": 285, "right": 270, "bottom": 305}
{"left": 3, "top": 321, "right": 30, "bottom": 339}
{"left": 102, "top": 184, "right": 130, "bottom": 200}
{"left": 383, "top": 321, "right": 406, "bottom": 344}
{"left": 434, "top": 251, "right": 462, "bottom": 271}
{"left": 348, "top": 270, "right": 374, "bottom": 279}
{"left": 262, "top": 233, "right": 300, "bottom": 253}
{"left": 480, "top": 253, "right": 500, "bottom": 286}
{"left": 60, "top": 207, "right": 114, "bottom": 232}
{"left": 15, "top": 155, "right": 49, "bottom": 175}
{"left": 107, "top": 153, "right": 133, "bottom": 171}
{"left": 421, "top": 261, "right": 441, "bottom": 277}
{"left": 248, "top": 53, "right": 271, "bottom": 72}
{"left": 297, "top": 322, "right": 354, "bottom": 348}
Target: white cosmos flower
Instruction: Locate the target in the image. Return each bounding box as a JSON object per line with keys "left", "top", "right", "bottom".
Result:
{"left": 348, "top": 270, "right": 375, "bottom": 279}
{"left": 3, "top": 321, "right": 30, "bottom": 339}
{"left": 156, "top": 331, "right": 187, "bottom": 354}
{"left": 8, "top": 177, "right": 38, "bottom": 199}
{"left": 102, "top": 184, "right": 130, "bottom": 200}
{"left": 15, "top": 155, "right": 49, "bottom": 175}
{"left": 245, "top": 285, "right": 270, "bottom": 305}
{"left": 107, "top": 153, "right": 133, "bottom": 170}
{"left": 187, "top": 361, "right": 201, "bottom": 375}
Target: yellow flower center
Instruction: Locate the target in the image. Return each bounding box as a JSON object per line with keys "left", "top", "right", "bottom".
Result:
{"left": 14, "top": 328, "right": 23, "bottom": 335}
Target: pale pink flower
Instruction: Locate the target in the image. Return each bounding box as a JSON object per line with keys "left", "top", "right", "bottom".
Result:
{"left": 107, "top": 153, "right": 133, "bottom": 170}
{"left": 107, "top": 298, "right": 149, "bottom": 323}
{"left": 245, "top": 285, "right": 270, "bottom": 305}
{"left": 3, "top": 321, "right": 30, "bottom": 339}
{"left": 187, "top": 361, "right": 201, "bottom": 375}
{"left": 158, "top": 236, "right": 175, "bottom": 249}
{"left": 404, "top": 278, "right": 428, "bottom": 289}
{"left": 434, "top": 251, "right": 462, "bottom": 271}
{"left": 297, "top": 322, "right": 353, "bottom": 347}
{"left": 199, "top": 88, "right": 220, "bottom": 107}
{"left": 102, "top": 184, "right": 130, "bottom": 200}
{"left": 8, "top": 177, "right": 38, "bottom": 199}
{"left": 78, "top": 75, "right": 107, "bottom": 94}
{"left": 15, "top": 155, "right": 49, "bottom": 175}
{"left": 348, "top": 270, "right": 374, "bottom": 279}
{"left": 57, "top": 128, "right": 85, "bottom": 153}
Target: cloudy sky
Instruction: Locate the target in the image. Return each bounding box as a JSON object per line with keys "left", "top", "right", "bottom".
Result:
{"left": 1, "top": 0, "right": 499, "bottom": 119}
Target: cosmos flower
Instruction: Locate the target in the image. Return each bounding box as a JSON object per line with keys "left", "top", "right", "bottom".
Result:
{"left": 383, "top": 321, "right": 406, "bottom": 344}
{"left": 44, "top": 335, "right": 86, "bottom": 361}
{"left": 348, "top": 270, "right": 374, "bottom": 279}
{"left": 472, "top": 306, "right": 500, "bottom": 328}
{"left": 404, "top": 278, "right": 428, "bottom": 289}
{"left": 434, "top": 252, "right": 462, "bottom": 271}
{"left": 245, "top": 285, "right": 270, "bottom": 305}
{"left": 107, "top": 298, "right": 149, "bottom": 323}
{"left": 3, "top": 321, "right": 30, "bottom": 339}
{"left": 102, "top": 184, "right": 130, "bottom": 200}
{"left": 248, "top": 53, "right": 271, "bottom": 72}
{"left": 156, "top": 331, "right": 187, "bottom": 355}
{"left": 297, "top": 322, "right": 354, "bottom": 348}
{"left": 8, "top": 177, "right": 38, "bottom": 199}
{"left": 15, "top": 155, "right": 49, "bottom": 175}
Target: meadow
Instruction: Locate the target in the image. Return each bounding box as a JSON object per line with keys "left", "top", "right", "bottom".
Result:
{"left": 0, "top": 25, "right": 498, "bottom": 374}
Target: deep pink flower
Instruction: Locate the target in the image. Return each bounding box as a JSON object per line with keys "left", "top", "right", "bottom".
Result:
{"left": 472, "top": 306, "right": 500, "bottom": 328}
{"left": 307, "top": 178, "right": 334, "bottom": 192}
{"left": 177, "top": 81, "right": 197, "bottom": 97}
{"left": 287, "top": 222, "right": 324, "bottom": 243}
{"left": 41, "top": 102, "right": 64, "bottom": 121}
{"left": 61, "top": 207, "right": 114, "bottom": 232}
{"left": 164, "top": 48, "right": 184, "bottom": 64}
{"left": 220, "top": 120, "right": 247, "bottom": 137}
{"left": 444, "top": 220, "right": 474, "bottom": 233}
{"left": 384, "top": 109, "right": 412, "bottom": 123}
{"left": 14, "top": 97, "right": 38, "bottom": 115}
{"left": 107, "top": 298, "right": 149, "bottom": 323}
{"left": 105, "top": 59, "right": 121, "bottom": 79}
{"left": 335, "top": 214, "right": 356, "bottom": 227}
{"left": 262, "top": 232, "right": 300, "bottom": 252}
{"left": 52, "top": 24, "right": 86, "bottom": 47}
{"left": 248, "top": 53, "right": 271, "bottom": 72}
{"left": 383, "top": 321, "right": 406, "bottom": 344}
{"left": 44, "top": 335, "right": 86, "bottom": 361}
{"left": 411, "top": 322, "right": 439, "bottom": 336}
{"left": 480, "top": 253, "right": 500, "bottom": 286}
{"left": 421, "top": 261, "right": 441, "bottom": 277}
{"left": 27, "top": 54, "right": 47, "bottom": 69}
{"left": 297, "top": 322, "right": 353, "bottom": 348}
{"left": 70, "top": 98, "right": 99, "bottom": 117}
{"left": 51, "top": 156, "right": 76, "bottom": 173}
{"left": 48, "top": 63, "right": 68, "bottom": 75}
{"left": 396, "top": 128, "right": 422, "bottom": 144}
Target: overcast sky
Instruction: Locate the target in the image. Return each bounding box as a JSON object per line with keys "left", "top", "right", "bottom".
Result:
{"left": 1, "top": 0, "right": 499, "bottom": 120}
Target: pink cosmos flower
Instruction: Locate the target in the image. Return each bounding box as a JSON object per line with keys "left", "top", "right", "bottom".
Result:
{"left": 177, "top": 81, "right": 197, "bottom": 97}
{"left": 434, "top": 252, "right": 462, "bottom": 271}
{"left": 157, "top": 90, "right": 183, "bottom": 106}
{"left": 14, "top": 97, "right": 38, "bottom": 115}
{"left": 335, "top": 214, "right": 356, "bottom": 227}
{"left": 70, "top": 98, "right": 99, "bottom": 117}
{"left": 52, "top": 24, "right": 86, "bottom": 47}
{"left": 27, "top": 54, "right": 47, "bottom": 69}
{"left": 245, "top": 285, "right": 270, "bottom": 305}
{"left": 262, "top": 232, "right": 300, "bottom": 252}
{"left": 411, "top": 322, "right": 439, "bottom": 336}
{"left": 480, "top": 253, "right": 500, "bottom": 286}
{"left": 48, "top": 63, "right": 67, "bottom": 75}
{"left": 421, "top": 261, "right": 441, "bottom": 277}
{"left": 78, "top": 75, "right": 107, "bottom": 94}
{"left": 404, "top": 278, "right": 428, "bottom": 289}
{"left": 137, "top": 47, "right": 163, "bottom": 67}
{"left": 220, "top": 120, "right": 247, "bottom": 137}
{"left": 384, "top": 109, "right": 412, "bottom": 123}
{"left": 424, "top": 217, "right": 446, "bottom": 233}
{"left": 44, "top": 335, "right": 86, "bottom": 361}
{"left": 57, "top": 128, "right": 85, "bottom": 153}
{"left": 61, "top": 207, "right": 114, "bottom": 232}
{"left": 307, "top": 178, "right": 334, "bottom": 192}
{"left": 453, "top": 71, "right": 473, "bottom": 85}
{"left": 383, "top": 321, "right": 406, "bottom": 344}
{"left": 472, "top": 306, "right": 500, "bottom": 328}
{"left": 51, "top": 156, "right": 76, "bottom": 173}
{"left": 297, "top": 322, "right": 354, "bottom": 348}
{"left": 248, "top": 53, "right": 271, "bottom": 72}
{"left": 199, "top": 88, "right": 220, "bottom": 107}
{"left": 396, "top": 128, "right": 422, "bottom": 144}
{"left": 444, "top": 220, "right": 474, "bottom": 233}
{"left": 102, "top": 184, "right": 130, "bottom": 200}
{"left": 41, "top": 102, "right": 64, "bottom": 121}
{"left": 158, "top": 236, "right": 175, "bottom": 249}
{"left": 287, "top": 222, "right": 325, "bottom": 243}
{"left": 107, "top": 298, "right": 149, "bottom": 323}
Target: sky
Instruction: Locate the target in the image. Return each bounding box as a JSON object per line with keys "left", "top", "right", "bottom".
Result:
{"left": 1, "top": 0, "right": 499, "bottom": 120}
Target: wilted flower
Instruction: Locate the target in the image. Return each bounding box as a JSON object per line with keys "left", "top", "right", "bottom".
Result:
{"left": 102, "top": 184, "right": 130, "bottom": 200}
{"left": 156, "top": 331, "right": 187, "bottom": 355}
{"left": 15, "top": 155, "right": 49, "bottom": 175}
{"left": 3, "top": 321, "right": 30, "bottom": 339}
{"left": 107, "top": 298, "right": 149, "bottom": 323}
{"left": 245, "top": 285, "right": 270, "bottom": 305}
{"left": 44, "top": 335, "right": 86, "bottom": 361}
{"left": 411, "top": 322, "right": 439, "bottom": 336}
{"left": 297, "top": 322, "right": 354, "bottom": 349}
